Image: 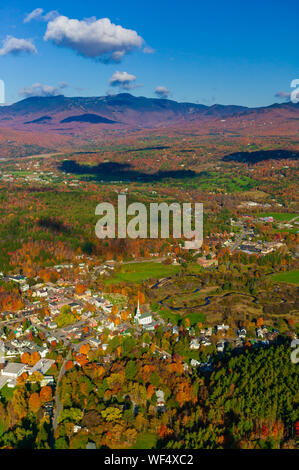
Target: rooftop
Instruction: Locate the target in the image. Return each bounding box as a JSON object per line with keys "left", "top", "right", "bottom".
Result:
{"left": 1, "top": 362, "right": 26, "bottom": 376}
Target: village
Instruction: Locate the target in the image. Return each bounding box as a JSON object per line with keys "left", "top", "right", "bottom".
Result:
{"left": 0, "top": 205, "right": 297, "bottom": 435}
{"left": 0, "top": 258, "right": 294, "bottom": 399}
{"left": 0, "top": 204, "right": 297, "bottom": 392}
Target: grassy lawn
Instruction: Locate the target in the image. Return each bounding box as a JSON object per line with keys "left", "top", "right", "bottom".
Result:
{"left": 160, "top": 310, "right": 182, "bottom": 325}
{"left": 271, "top": 270, "right": 299, "bottom": 286}
{"left": 0, "top": 384, "right": 14, "bottom": 403}
{"left": 131, "top": 433, "right": 157, "bottom": 449}
{"left": 104, "top": 262, "right": 181, "bottom": 284}
{"left": 186, "top": 312, "right": 207, "bottom": 325}
{"left": 152, "top": 303, "right": 182, "bottom": 325}
{"left": 259, "top": 212, "right": 298, "bottom": 222}
{"left": 273, "top": 227, "right": 298, "bottom": 235}
{"left": 168, "top": 171, "right": 258, "bottom": 193}
{"left": 152, "top": 302, "right": 206, "bottom": 326}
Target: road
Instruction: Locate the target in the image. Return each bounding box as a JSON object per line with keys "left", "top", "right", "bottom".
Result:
{"left": 122, "top": 257, "right": 167, "bottom": 264}
{"left": 155, "top": 345, "right": 171, "bottom": 359}
{"left": 53, "top": 350, "right": 72, "bottom": 430}
{"left": 230, "top": 225, "right": 246, "bottom": 251}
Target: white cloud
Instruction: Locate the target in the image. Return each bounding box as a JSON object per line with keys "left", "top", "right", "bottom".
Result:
{"left": 0, "top": 36, "right": 37, "bottom": 56}
{"left": 43, "top": 11, "right": 60, "bottom": 21}
{"left": 109, "top": 71, "right": 137, "bottom": 90}
{"left": 143, "top": 46, "right": 155, "bottom": 54}
{"left": 24, "top": 8, "right": 44, "bottom": 23}
{"left": 275, "top": 91, "right": 290, "bottom": 100}
{"left": 155, "top": 86, "right": 170, "bottom": 98}
{"left": 24, "top": 8, "right": 59, "bottom": 23}
{"left": 44, "top": 15, "right": 143, "bottom": 63}
{"left": 19, "top": 82, "right": 68, "bottom": 98}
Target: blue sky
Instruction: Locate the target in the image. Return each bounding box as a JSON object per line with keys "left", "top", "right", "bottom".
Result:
{"left": 0, "top": 0, "right": 298, "bottom": 106}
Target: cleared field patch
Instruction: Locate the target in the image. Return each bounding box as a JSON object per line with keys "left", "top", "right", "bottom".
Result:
{"left": 104, "top": 262, "right": 181, "bottom": 284}
{"left": 270, "top": 270, "right": 299, "bottom": 286}
{"left": 240, "top": 190, "right": 268, "bottom": 200}
{"left": 173, "top": 171, "right": 258, "bottom": 193}
{"left": 152, "top": 302, "right": 206, "bottom": 326}
{"left": 259, "top": 212, "right": 298, "bottom": 222}
{"left": 185, "top": 312, "right": 207, "bottom": 325}
{"left": 131, "top": 433, "right": 157, "bottom": 449}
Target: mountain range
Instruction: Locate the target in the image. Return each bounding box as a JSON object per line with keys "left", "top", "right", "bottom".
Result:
{"left": 0, "top": 93, "right": 298, "bottom": 132}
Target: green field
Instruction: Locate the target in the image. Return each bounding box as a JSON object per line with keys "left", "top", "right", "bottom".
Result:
{"left": 156, "top": 308, "right": 181, "bottom": 325}
{"left": 158, "top": 309, "right": 206, "bottom": 327}
{"left": 166, "top": 171, "right": 258, "bottom": 193}
{"left": 259, "top": 212, "right": 298, "bottom": 222}
{"left": 152, "top": 302, "right": 206, "bottom": 326}
{"left": 131, "top": 433, "right": 157, "bottom": 449}
{"left": 0, "top": 385, "right": 14, "bottom": 402}
{"left": 104, "top": 261, "right": 181, "bottom": 284}
{"left": 271, "top": 270, "right": 299, "bottom": 285}
{"left": 185, "top": 312, "right": 206, "bottom": 325}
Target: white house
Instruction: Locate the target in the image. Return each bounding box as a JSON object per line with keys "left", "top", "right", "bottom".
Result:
{"left": 41, "top": 376, "right": 54, "bottom": 387}
{"left": 190, "top": 338, "right": 200, "bottom": 350}
{"left": 156, "top": 389, "right": 165, "bottom": 407}
{"left": 190, "top": 359, "right": 201, "bottom": 367}
{"left": 201, "top": 327, "right": 213, "bottom": 336}
{"left": 216, "top": 341, "right": 227, "bottom": 353}
{"left": 172, "top": 326, "right": 180, "bottom": 335}
{"left": 68, "top": 302, "right": 83, "bottom": 314}
{"left": 256, "top": 328, "right": 264, "bottom": 338}
{"left": 216, "top": 324, "right": 229, "bottom": 332}
{"left": 237, "top": 327, "right": 247, "bottom": 339}
{"left": 89, "top": 338, "right": 101, "bottom": 348}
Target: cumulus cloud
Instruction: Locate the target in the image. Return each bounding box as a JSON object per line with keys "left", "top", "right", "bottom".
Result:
{"left": 24, "top": 8, "right": 59, "bottom": 23}
{"left": 155, "top": 86, "right": 170, "bottom": 98}
{"left": 44, "top": 15, "right": 143, "bottom": 63}
{"left": 19, "top": 82, "right": 68, "bottom": 98}
{"left": 0, "top": 36, "right": 37, "bottom": 56}
{"left": 275, "top": 91, "right": 291, "bottom": 101}
{"left": 109, "top": 71, "right": 138, "bottom": 90}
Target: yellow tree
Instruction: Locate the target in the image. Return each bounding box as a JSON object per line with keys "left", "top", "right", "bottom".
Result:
{"left": 12, "top": 386, "right": 28, "bottom": 419}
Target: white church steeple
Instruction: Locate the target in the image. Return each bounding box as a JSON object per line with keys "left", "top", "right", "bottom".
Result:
{"left": 136, "top": 297, "right": 141, "bottom": 317}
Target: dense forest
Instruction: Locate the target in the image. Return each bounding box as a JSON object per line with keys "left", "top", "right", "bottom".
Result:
{"left": 0, "top": 344, "right": 297, "bottom": 449}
